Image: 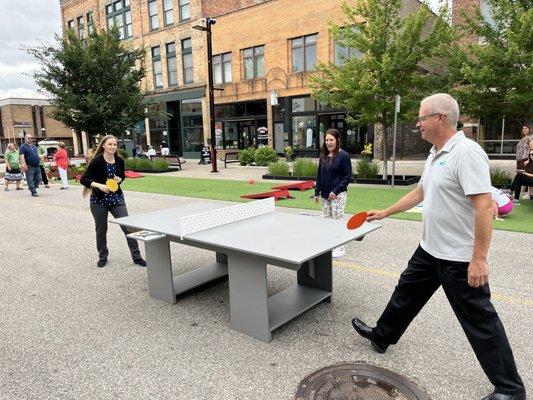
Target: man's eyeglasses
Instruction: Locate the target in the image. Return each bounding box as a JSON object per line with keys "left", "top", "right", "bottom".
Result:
{"left": 416, "top": 113, "right": 441, "bottom": 123}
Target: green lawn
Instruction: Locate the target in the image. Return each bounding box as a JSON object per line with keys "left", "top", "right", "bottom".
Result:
{"left": 91, "top": 176, "right": 532, "bottom": 234}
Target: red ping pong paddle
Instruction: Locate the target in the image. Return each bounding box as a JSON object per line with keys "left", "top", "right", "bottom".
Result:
{"left": 347, "top": 211, "right": 368, "bottom": 230}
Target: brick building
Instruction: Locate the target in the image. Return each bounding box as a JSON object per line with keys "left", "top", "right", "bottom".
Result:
{"left": 60, "top": 0, "right": 435, "bottom": 159}
{"left": 0, "top": 98, "right": 72, "bottom": 154}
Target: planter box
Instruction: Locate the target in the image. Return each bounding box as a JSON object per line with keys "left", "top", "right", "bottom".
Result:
{"left": 355, "top": 175, "right": 420, "bottom": 186}
{"left": 130, "top": 169, "right": 171, "bottom": 173}
{"left": 263, "top": 174, "right": 420, "bottom": 186}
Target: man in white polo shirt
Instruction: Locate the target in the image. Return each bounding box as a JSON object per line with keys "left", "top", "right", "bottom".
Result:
{"left": 351, "top": 94, "right": 525, "bottom": 400}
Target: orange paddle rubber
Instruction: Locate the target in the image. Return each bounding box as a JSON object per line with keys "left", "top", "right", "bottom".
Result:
{"left": 346, "top": 211, "right": 368, "bottom": 230}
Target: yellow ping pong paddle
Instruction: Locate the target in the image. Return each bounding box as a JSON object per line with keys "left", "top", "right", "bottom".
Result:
{"left": 347, "top": 211, "right": 368, "bottom": 230}
{"left": 106, "top": 179, "right": 119, "bottom": 192}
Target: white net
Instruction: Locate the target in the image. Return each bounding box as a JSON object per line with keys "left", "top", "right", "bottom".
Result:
{"left": 179, "top": 197, "right": 275, "bottom": 238}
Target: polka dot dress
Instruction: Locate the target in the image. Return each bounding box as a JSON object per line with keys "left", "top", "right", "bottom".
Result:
{"left": 90, "top": 161, "right": 124, "bottom": 208}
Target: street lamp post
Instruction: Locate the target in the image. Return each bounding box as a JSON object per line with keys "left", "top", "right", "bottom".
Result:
{"left": 193, "top": 17, "right": 218, "bottom": 173}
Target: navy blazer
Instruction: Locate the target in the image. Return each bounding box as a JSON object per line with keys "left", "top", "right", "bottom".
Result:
{"left": 315, "top": 150, "right": 352, "bottom": 199}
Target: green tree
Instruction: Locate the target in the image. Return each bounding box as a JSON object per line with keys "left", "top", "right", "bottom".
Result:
{"left": 26, "top": 28, "right": 149, "bottom": 141}
{"left": 447, "top": 0, "right": 532, "bottom": 124}
{"left": 309, "top": 0, "right": 453, "bottom": 177}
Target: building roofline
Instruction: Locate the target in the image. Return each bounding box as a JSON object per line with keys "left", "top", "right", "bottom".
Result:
{"left": 210, "top": 0, "right": 280, "bottom": 19}
{"left": 0, "top": 98, "right": 51, "bottom": 107}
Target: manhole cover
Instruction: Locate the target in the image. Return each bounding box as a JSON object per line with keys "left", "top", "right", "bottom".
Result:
{"left": 295, "top": 363, "right": 430, "bottom": 400}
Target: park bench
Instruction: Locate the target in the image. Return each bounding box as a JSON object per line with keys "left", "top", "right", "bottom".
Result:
{"left": 223, "top": 151, "right": 239, "bottom": 168}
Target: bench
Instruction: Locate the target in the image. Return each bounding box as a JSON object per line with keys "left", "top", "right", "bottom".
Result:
{"left": 223, "top": 151, "right": 239, "bottom": 168}
{"left": 155, "top": 156, "right": 181, "bottom": 170}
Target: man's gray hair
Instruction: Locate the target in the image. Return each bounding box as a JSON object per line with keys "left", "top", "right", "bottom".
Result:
{"left": 421, "top": 93, "right": 460, "bottom": 130}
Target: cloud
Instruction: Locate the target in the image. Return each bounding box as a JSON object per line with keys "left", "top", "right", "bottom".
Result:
{"left": 0, "top": 0, "right": 61, "bottom": 100}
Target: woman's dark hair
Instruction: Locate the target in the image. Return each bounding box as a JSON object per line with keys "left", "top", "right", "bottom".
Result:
{"left": 319, "top": 128, "right": 341, "bottom": 163}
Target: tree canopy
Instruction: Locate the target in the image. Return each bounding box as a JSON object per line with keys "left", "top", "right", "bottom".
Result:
{"left": 26, "top": 28, "right": 149, "bottom": 139}
{"left": 446, "top": 0, "right": 532, "bottom": 124}
{"left": 309, "top": 0, "right": 453, "bottom": 176}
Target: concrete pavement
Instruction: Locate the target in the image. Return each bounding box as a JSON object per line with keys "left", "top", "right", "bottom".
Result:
{"left": 0, "top": 183, "right": 531, "bottom": 400}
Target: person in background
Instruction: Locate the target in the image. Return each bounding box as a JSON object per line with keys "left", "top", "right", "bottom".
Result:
{"left": 38, "top": 144, "right": 50, "bottom": 188}
{"left": 313, "top": 128, "right": 352, "bottom": 258}
{"left": 147, "top": 145, "right": 156, "bottom": 160}
{"left": 3, "top": 143, "right": 23, "bottom": 191}
{"left": 160, "top": 142, "right": 169, "bottom": 157}
{"left": 490, "top": 186, "right": 514, "bottom": 219}
{"left": 80, "top": 135, "right": 146, "bottom": 268}
{"left": 512, "top": 149, "right": 533, "bottom": 202}
{"left": 18, "top": 133, "right": 41, "bottom": 197}
{"left": 53, "top": 142, "right": 70, "bottom": 190}
{"left": 351, "top": 94, "right": 525, "bottom": 400}
{"left": 515, "top": 124, "right": 531, "bottom": 170}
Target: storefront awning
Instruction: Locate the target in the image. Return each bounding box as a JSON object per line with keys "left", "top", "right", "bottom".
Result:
{"left": 144, "top": 88, "right": 205, "bottom": 104}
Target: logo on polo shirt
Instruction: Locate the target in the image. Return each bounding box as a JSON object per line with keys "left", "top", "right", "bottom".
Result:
{"left": 439, "top": 159, "right": 447, "bottom": 167}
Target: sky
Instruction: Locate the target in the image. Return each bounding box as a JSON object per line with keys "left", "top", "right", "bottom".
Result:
{"left": 0, "top": 0, "right": 449, "bottom": 101}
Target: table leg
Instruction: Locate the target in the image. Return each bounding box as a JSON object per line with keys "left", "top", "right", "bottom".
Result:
{"left": 297, "top": 251, "right": 332, "bottom": 302}
{"left": 227, "top": 254, "right": 271, "bottom": 342}
{"left": 145, "top": 237, "right": 175, "bottom": 304}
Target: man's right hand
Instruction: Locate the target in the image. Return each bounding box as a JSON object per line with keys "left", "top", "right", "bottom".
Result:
{"left": 366, "top": 210, "right": 388, "bottom": 221}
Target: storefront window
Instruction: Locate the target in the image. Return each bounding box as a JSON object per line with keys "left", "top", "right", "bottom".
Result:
{"left": 292, "top": 115, "right": 316, "bottom": 149}
{"left": 181, "top": 99, "right": 203, "bottom": 152}
{"left": 481, "top": 116, "right": 522, "bottom": 155}
{"left": 224, "top": 122, "right": 238, "bottom": 149}
{"left": 292, "top": 97, "right": 316, "bottom": 113}
{"left": 148, "top": 103, "right": 167, "bottom": 150}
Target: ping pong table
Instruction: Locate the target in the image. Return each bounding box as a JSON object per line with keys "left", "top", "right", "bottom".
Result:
{"left": 112, "top": 198, "right": 380, "bottom": 342}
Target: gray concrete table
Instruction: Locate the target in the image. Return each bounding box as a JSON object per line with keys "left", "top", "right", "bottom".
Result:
{"left": 112, "top": 200, "right": 380, "bottom": 342}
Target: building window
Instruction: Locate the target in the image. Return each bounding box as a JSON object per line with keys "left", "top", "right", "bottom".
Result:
{"left": 179, "top": 0, "right": 190, "bottom": 21}
{"left": 182, "top": 38, "right": 193, "bottom": 84}
{"left": 291, "top": 34, "right": 317, "bottom": 72}
{"left": 334, "top": 42, "right": 362, "bottom": 66}
{"left": 242, "top": 45, "right": 264, "bottom": 80}
{"left": 148, "top": 0, "right": 159, "bottom": 30}
{"left": 163, "top": 0, "right": 174, "bottom": 26}
{"left": 87, "top": 12, "right": 94, "bottom": 35}
{"left": 213, "top": 52, "right": 232, "bottom": 84}
{"left": 67, "top": 20, "right": 74, "bottom": 30}
{"left": 106, "top": 0, "right": 132, "bottom": 39}
{"left": 76, "top": 16, "right": 85, "bottom": 38}
{"left": 152, "top": 46, "right": 163, "bottom": 88}
{"left": 166, "top": 42, "right": 178, "bottom": 86}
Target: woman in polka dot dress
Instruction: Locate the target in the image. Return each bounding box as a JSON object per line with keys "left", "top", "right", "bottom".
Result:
{"left": 80, "top": 135, "right": 146, "bottom": 268}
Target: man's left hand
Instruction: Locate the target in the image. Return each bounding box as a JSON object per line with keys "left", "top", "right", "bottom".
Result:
{"left": 328, "top": 192, "right": 337, "bottom": 201}
{"left": 467, "top": 258, "right": 489, "bottom": 288}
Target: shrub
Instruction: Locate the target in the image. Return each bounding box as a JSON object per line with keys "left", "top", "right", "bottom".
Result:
{"left": 292, "top": 158, "right": 318, "bottom": 177}
{"left": 355, "top": 157, "right": 380, "bottom": 179}
{"left": 238, "top": 147, "right": 256, "bottom": 165}
{"left": 117, "top": 149, "right": 129, "bottom": 159}
{"left": 254, "top": 146, "right": 278, "bottom": 166}
{"left": 268, "top": 160, "right": 290, "bottom": 176}
{"left": 152, "top": 158, "right": 169, "bottom": 170}
{"left": 136, "top": 158, "right": 153, "bottom": 170}
{"left": 124, "top": 158, "right": 137, "bottom": 170}
{"left": 490, "top": 167, "right": 512, "bottom": 188}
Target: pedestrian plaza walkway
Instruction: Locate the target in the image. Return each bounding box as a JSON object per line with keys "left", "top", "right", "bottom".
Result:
{"left": 0, "top": 184, "right": 530, "bottom": 400}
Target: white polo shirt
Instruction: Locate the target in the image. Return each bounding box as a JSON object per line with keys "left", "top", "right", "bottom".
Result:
{"left": 419, "top": 131, "right": 491, "bottom": 262}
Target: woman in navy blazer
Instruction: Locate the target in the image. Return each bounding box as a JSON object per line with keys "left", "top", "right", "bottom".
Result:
{"left": 314, "top": 128, "right": 352, "bottom": 257}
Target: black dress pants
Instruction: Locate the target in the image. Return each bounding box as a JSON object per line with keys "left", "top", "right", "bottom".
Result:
{"left": 373, "top": 245, "right": 524, "bottom": 395}
{"left": 90, "top": 201, "right": 141, "bottom": 262}
{"left": 512, "top": 174, "right": 533, "bottom": 199}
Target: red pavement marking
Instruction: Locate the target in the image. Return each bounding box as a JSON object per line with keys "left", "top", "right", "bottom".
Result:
{"left": 241, "top": 189, "right": 292, "bottom": 200}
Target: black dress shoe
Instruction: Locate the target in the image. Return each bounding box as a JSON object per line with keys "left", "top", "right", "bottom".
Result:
{"left": 133, "top": 257, "right": 147, "bottom": 267}
{"left": 97, "top": 259, "right": 107, "bottom": 268}
{"left": 351, "top": 318, "right": 389, "bottom": 353}
{"left": 481, "top": 390, "right": 526, "bottom": 400}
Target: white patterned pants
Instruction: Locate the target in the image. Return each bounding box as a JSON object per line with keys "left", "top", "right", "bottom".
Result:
{"left": 321, "top": 191, "right": 347, "bottom": 219}
{"left": 321, "top": 191, "right": 348, "bottom": 257}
